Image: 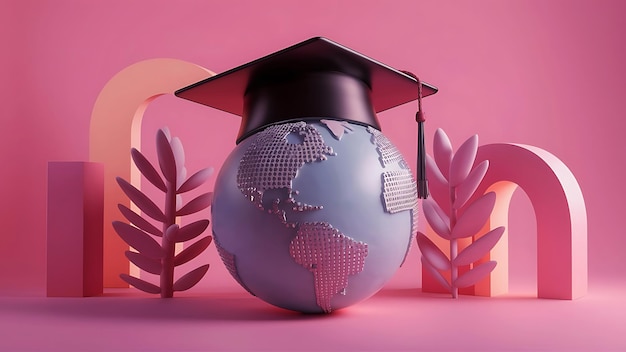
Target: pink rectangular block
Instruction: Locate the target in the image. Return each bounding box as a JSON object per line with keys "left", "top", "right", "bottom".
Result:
{"left": 47, "top": 162, "right": 104, "bottom": 297}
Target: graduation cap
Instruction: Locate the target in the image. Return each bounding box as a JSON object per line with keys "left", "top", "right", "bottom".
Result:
{"left": 175, "top": 36, "right": 437, "bottom": 198}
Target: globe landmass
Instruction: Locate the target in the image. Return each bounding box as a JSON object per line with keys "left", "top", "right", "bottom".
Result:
{"left": 236, "top": 122, "right": 334, "bottom": 226}
{"left": 290, "top": 222, "right": 368, "bottom": 313}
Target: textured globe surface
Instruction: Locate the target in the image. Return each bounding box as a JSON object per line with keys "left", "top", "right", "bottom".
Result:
{"left": 211, "top": 119, "right": 418, "bottom": 313}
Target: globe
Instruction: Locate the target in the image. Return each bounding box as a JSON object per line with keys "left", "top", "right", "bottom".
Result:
{"left": 211, "top": 119, "right": 418, "bottom": 313}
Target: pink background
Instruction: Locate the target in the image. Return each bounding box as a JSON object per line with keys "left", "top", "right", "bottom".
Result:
{"left": 2, "top": 0, "right": 624, "bottom": 294}
{"left": 1, "top": 0, "right": 625, "bottom": 349}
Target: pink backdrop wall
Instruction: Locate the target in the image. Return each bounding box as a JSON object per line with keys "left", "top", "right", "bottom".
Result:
{"left": 1, "top": 0, "right": 624, "bottom": 295}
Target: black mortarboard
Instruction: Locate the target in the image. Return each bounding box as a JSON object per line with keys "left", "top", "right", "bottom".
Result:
{"left": 175, "top": 37, "right": 437, "bottom": 198}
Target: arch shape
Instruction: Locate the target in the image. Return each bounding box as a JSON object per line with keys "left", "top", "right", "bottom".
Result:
{"left": 89, "top": 59, "right": 213, "bottom": 287}
{"left": 422, "top": 143, "right": 587, "bottom": 299}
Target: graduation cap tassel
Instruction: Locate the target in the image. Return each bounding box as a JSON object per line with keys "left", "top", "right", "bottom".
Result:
{"left": 415, "top": 78, "right": 429, "bottom": 199}
{"left": 403, "top": 71, "right": 429, "bottom": 199}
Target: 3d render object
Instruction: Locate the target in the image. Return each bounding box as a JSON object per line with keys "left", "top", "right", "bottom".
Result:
{"left": 175, "top": 37, "right": 437, "bottom": 313}
{"left": 421, "top": 141, "right": 588, "bottom": 299}
{"left": 113, "top": 128, "right": 213, "bottom": 297}
{"left": 80, "top": 35, "right": 587, "bottom": 305}
{"left": 89, "top": 59, "right": 213, "bottom": 287}
{"left": 47, "top": 162, "right": 104, "bottom": 297}
{"left": 417, "top": 129, "right": 504, "bottom": 298}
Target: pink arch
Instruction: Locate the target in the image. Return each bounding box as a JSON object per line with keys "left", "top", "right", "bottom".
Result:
{"left": 423, "top": 143, "right": 587, "bottom": 299}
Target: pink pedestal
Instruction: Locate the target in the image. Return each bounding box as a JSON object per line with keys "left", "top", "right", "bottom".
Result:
{"left": 47, "top": 162, "right": 104, "bottom": 297}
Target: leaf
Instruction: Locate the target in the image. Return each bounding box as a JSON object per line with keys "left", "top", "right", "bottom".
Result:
{"left": 177, "top": 166, "right": 187, "bottom": 190}
{"left": 454, "top": 227, "right": 505, "bottom": 266}
{"left": 177, "top": 167, "right": 214, "bottom": 194}
{"left": 117, "top": 204, "right": 162, "bottom": 237}
{"left": 173, "top": 264, "right": 210, "bottom": 292}
{"left": 174, "top": 219, "right": 210, "bottom": 243}
{"left": 454, "top": 261, "right": 497, "bottom": 288}
{"left": 171, "top": 137, "right": 186, "bottom": 190}
{"left": 176, "top": 192, "right": 213, "bottom": 216}
{"left": 170, "top": 137, "right": 185, "bottom": 173}
{"left": 130, "top": 148, "right": 166, "bottom": 192}
{"left": 125, "top": 251, "right": 162, "bottom": 275}
{"left": 451, "top": 192, "right": 496, "bottom": 238}
{"left": 422, "top": 198, "right": 451, "bottom": 239}
{"left": 433, "top": 128, "right": 453, "bottom": 181}
{"left": 449, "top": 135, "right": 478, "bottom": 187}
{"left": 174, "top": 236, "right": 213, "bottom": 266}
{"left": 120, "top": 274, "right": 161, "bottom": 294}
{"left": 426, "top": 155, "right": 451, "bottom": 214}
{"left": 112, "top": 221, "right": 163, "bottom": 259}
{"left": 421, "top": 257, "right": 451, "bottom": 292}
{"left": 156, "top": 129, "right": 177, "bottom": 184}
{"left": 116, "top": 177, "right": 165, "bottom": 222}
{"left": 454, "top": 160, "right": 489, "bottom": 209}
{"left": 416, "top": 232, "right": 450, "bottom": 271}
{"left": 161, "top": 126, "right": 172, "bottom": 141}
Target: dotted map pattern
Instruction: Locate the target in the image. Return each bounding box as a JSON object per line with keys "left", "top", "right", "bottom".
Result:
{"left": 237, "top": 121, "right": 334, "bottom": 226}
{"left": 289, "top": 222, "right": 368, "bottom": 313}
{"left": 368, "top": 126, "right": 418, "bottom": 265}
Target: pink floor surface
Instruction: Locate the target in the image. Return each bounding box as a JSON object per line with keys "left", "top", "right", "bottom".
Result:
{"left": 2, "top": 283, "right": 625, "bottom": 351}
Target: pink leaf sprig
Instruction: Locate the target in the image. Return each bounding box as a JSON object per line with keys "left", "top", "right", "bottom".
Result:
{"left": 114, "top": 127, "right": 214, "bottom": 298}
{"left": 417, "top": 128, "right": 504, "bottom": 298}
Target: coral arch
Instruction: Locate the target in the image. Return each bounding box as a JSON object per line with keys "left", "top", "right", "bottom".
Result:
{"left": 89, "top": 59, "right": 213, "bottom": 287}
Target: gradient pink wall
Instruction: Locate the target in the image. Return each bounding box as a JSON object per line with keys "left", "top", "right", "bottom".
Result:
{"left": 1, "top": 0, "right": 624, "bottom": 295}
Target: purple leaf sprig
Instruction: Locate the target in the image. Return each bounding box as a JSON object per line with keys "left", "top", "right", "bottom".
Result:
{"left": 417, "top": 128, "right": 504, "bottom": 298}
{"left": 114, "top": 127, "right": 214, "bottom": 298}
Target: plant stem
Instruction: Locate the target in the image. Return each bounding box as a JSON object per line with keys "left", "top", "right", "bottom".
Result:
{"left": 161, "top": 232, "right": 175, "bottom": 298}
{"left": 161, "top": 181, "right": 176, "bottom": 298}
{"left": 449, "top": 185, "right": 458, "bottom": 298}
